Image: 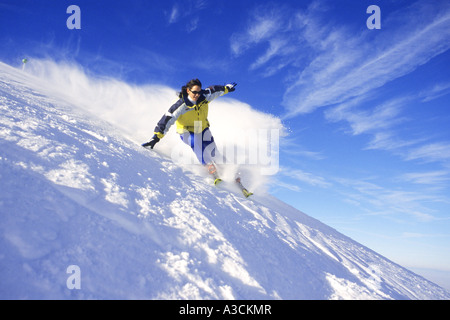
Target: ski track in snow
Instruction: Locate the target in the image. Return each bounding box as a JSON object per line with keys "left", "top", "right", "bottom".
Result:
{"left": 1, "top": 62, "right": 449, "bottom": 299}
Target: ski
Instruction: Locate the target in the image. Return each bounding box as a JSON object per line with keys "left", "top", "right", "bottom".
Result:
{"left": 207, "top": 163, "right": 253, "bottom": 198}
{"left": 207, "top": 163, "right": 222, "bottom": 185}
{"left": 235, "top": 177, "right": 253, "bottom": 198}
{"left": 143, "top": 146, "right": 252, "bottom": 198}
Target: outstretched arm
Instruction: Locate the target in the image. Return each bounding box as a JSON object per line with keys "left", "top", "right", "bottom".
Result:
{"left": 203, "top": 83, "right": 237, "bottom": 102}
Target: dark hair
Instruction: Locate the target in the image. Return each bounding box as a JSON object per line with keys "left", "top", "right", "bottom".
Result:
{"left": 178, "top": 78, "right": 202, "bottom": 98}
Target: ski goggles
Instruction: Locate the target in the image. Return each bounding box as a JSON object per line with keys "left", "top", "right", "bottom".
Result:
{"left": 189, "top": 89, "right": 202, "bottom": 95}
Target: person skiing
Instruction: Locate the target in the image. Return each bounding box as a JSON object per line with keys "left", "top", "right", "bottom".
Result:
{"left": 142, "top": 79, "right": 252, "bottom": 197}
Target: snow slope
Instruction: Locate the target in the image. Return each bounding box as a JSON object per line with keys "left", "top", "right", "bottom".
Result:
{"left": 0, "top": 61, "right": 449, "bottom": 300}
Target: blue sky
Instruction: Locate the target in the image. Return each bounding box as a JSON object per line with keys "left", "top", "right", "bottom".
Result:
{"left": 1, "top": 0, "right": 450, "bottom": 289}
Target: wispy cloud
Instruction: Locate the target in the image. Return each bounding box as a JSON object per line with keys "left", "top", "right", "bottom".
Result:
{"left": 168, "top": 5, "right": 180, "bottom": 24}
{"left": 324, "top": 83, "right": 450, "bottom": 167}
{"left": 166, "top": 0, "right": 208, "bottom": 32}
{"left": 335, "top": 178, "right": 442, "bottom": 222}
{"left": 400, "top": 171, "right": 450, "bottom": 186}
{"left": 401, "top": 232, "right": 450, "bottom": 239}
{"left": 323, "top": 94, "right": 435, "bottom": 161}
{"left": 280, "top": 166, "right": 332, "bottom": 188}
{"left": 280, "top": 135, "right": 326, "bottom": 160}
{"left": 365, "top": 132, "right": 424, "bottom": 153}
{"left": 230, "top": 3, "right": 301, "bottom": 77}
{"left": 186, "top": 17, "right": 199, "bottom": 33}
{"left": 249, "top": 38, "right": 288, "bottom": 71}
{"left": 406, "top": 143, "right": 450, "bottom": 164}
{"left": 419, "top": 82, "right": 450, "bottom": 102}
{"left": 282, "top": 1, "right": 450, "bottom": 116}
{"left": 325, "top": 96, "right": 409, "bottom": 136}
{"left": 230, "top": 1, "right": 450, "bottom": 113}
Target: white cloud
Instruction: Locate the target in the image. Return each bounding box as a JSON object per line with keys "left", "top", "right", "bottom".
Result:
{"left": 325, "top": 97, "right": 409, "bottom": 136}
{"left": 419, "top": 82, "right": 450, "bottom": 102}
{"left": 186, "top": 17, "right": 199, "bottom": 33}
{"left": 400, "top": 171, "right": 450, "bottom": 185}
{"left": 280, "top": 166, "right": 331, "bottom": 188}
{"left": 282, "top": 1, "right": 450, "bottom": 117}
{"left": 167, "top": 0, "right": 208, "bottom": 29}
{"left": 168, "top": 5, "right": 180, "bottom": 24}
{"left": 230, "top": 1, "right": 450, "bottom": 114}
{"left": 406, "top": 143, "right": 450, "bottom": 163}
{"left": 365, "top": 132, "right": 423, "bottom": 153}
{"left": 230, "top": 3, "right": 294, "bottom": 62}
{"left": 334, "top": 178, "right": 440, "bottom": 222}
{"left": 249, "top": 38, "right": 288, "bottom": 71}
{"left": 231, "top": 22, "right": 275, "bottom": 56}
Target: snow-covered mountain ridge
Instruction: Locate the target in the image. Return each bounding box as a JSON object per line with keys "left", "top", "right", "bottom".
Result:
{"left": 1, "top": 61, "right": 448, "bottom": 299}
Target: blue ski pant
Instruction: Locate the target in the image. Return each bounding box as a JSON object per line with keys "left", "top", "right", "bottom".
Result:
{"left": 180, "top": 128, "right": 216, "bottom": 165}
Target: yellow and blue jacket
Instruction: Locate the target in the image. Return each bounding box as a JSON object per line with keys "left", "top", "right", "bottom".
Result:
{"left": 153, "top": 85, "right": 230, "bottom": 139}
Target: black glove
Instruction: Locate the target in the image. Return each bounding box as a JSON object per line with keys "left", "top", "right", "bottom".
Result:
{"left": 142, "top": 135, "right": 160, "bottom": 149}
{"left": 226, "top": 82, "right": 237, "bottom": 92}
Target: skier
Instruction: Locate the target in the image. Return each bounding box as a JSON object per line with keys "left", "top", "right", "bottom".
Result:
{"left": 142, "top": 79, "right": 252, "bottom": 197}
